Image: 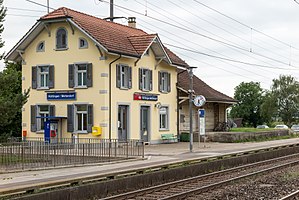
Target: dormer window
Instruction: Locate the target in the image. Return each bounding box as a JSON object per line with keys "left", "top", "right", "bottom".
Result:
{"left": 79, "top": 38, "right": 88, "bottom": 49}
{"left": 36, "top": 41, "right": 45, "bottom": 52}
{"left": 56, "top": 28, "right": 67, "bottom": 49}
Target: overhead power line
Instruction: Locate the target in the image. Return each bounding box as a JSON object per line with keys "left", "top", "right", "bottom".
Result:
{"left": 165, "top": 43, "right": 298, "bottom": 71}
{"left": 101, "top": 0, "right": 299, "bottom": 69}
{"left": 193, "top": 0, "right": 299, "bottom": 51}
{"left": 7, "top": 7, "right": 46, "bottom": 13}
{"left": 24, "top": 0, "right": 55, "bottom": 10}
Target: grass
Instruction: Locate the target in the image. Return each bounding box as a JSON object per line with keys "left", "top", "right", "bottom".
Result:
{"left": 230, "top": 127, "right": 275, "bottom": 132}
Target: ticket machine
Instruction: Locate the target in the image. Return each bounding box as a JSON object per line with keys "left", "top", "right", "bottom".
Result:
{"left": 44, "top": 120, "right": 59, "bottom": 143}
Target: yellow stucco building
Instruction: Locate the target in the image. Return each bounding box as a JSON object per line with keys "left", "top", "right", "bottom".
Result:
{"left": 6, "top": 7, "right": 188, "bottom": 144}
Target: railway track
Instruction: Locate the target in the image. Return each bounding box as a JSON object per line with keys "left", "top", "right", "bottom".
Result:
{"left": 103, "top": 153, "right": 299, "bottom": 200}
{"left": 280, "top": 190, "right": 299, "bottom": 200}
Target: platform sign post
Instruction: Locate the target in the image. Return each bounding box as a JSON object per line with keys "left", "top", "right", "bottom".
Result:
{"left": 198, "top": 109, "right": 205, "bottom": 147}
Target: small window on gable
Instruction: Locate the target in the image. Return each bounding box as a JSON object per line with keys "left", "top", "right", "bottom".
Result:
{"left": 56, "top": 28, "right": 68, "bottom": 49}
{"left": 79, "top": 38, "right": 88, "bottom": 49}
{"left": 37, "top": 41, "right": 45, "bottom": 52}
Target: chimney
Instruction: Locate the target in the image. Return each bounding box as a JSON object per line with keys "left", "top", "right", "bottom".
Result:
{"left": 128, "top": 17, "right": 136, "bottom": 28}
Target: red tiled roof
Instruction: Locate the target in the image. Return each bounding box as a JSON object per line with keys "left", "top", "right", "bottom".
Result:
{"left": 178, "top": 70, "right": 237, "bottom": 103}
{"left": 40, "top": 7, "right": 188, "bottom": 67}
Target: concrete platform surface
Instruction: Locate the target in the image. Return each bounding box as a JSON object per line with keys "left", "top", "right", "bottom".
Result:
{"left": 1, "top": 138, "right": 299, "bottom": 194}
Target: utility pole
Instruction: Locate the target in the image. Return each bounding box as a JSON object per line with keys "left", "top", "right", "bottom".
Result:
{"left": 110, "top": 0, "right": 114, "bottom": 21}
{"left": 47, "top": 0, "right": 49, "bottom": 13}
{"left": 188, "top": 67, "right": 196, "bottom": 152}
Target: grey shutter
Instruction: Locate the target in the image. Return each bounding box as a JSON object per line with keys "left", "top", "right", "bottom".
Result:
{"left": 167, "top": 73, "right": 171, "bottom": 92}
{"left": 67, "top": 104, "right": 74, "bottom": 132}
{"left": 149, "top": 69, "right": 153, "bottom": 91}
{"left": 139, "top": 68, "right": 142, "bottom": 90}
{"left": 86, "top": 63, "right": 93, "bottom": 87}
{"left": 32, "top": 66, "right": 37, "bottom": 89}
{"left": 158, "top": 71, "right": 162, "bottom": 92}
{"left": 68, "top": 64, "right": 74, "bottom": 88}
{"left": 48, "top": 65, "right": 54, "bottom": 89}
{"left": 49, "top": 105, "right": 55, "bottom": 116}
{"left": 87, "top": 104, "right": 93, "bottom": 133}
{"left": 128, "top": 66, "right": 132, "bottom": 89}
{"left": 116, "top": 64, "right": 121, "bottom": 88}
{"left": 31, "top": 105, "right": 37, "bottom": 132}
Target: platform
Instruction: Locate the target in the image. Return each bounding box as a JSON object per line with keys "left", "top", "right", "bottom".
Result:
{"left": 1, "top": 138, "right": 299, "bottom": 195}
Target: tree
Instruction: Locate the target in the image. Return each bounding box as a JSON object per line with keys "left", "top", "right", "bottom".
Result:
{"left": 270, "top": 75, "right": 299, "bottom": 126}
{"left": 230, "top": 82, "right": 264, "bottom": 127}
{"left": 0, "top": 0, "right": 5, "bottom": 58}
{"left": 0, "top": 62, "right": 29, "bottom": 139}
{"left": 260, "top": 91, "right": 277, "bottom": 125}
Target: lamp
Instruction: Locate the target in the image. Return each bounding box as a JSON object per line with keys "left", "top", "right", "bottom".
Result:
{"left": 155, "top": 102, "right": 161, "bottom": 109}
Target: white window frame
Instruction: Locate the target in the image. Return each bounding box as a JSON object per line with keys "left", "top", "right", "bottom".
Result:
{"left": 79, "top": 38, "right": 88, "bottom": 49}
{"left": 37, "top": 65, "right": 49, "bottom": 89}
{"left": 75, "top": 64, "right": 87, "bottom": 88}
{"left": 141, "top": 68, "right": 151, "bottom": 91}
{"left": 159, "top": 106, "right": 169, "bottom": 130}
{"left": 75, "top": 104, "right": 88, "bottom": 133}
{"left": 161, "top": 72, "right": 169, "bottom": 92}
{"left": 120, "top": 65, "right": 129, "bottom": 89}
{"left": 36, "top": 41, "right": 45, "bottom": 52}
{"left": 37, "top": 105, "right": 50, "bottom": 131}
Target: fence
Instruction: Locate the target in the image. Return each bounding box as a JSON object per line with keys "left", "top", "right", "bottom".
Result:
{"left": 0, "top": 138, "right": 144, "bottom": 172}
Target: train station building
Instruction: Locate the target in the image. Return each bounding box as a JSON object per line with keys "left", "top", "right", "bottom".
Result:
{"left": 5, "top": 7, "right": 235, "bottom": 144}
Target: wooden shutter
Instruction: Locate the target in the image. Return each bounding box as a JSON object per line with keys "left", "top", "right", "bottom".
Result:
{"left": 49, "top": 105, "right": 55, "bottom": 116}
{"left": 87, "top": 104, "right": 93, "bottom": 133}
{"left": 167, "top": 73, "right": 171, "bottom": 92}
{"left": 128, "top": 66, "right": 132, "bottom": 89}
{"left": 139, "top": 68, "right": 142, "bottom": 90}
{"left": 67, "top": 104, "right": 74, "bottom": 132}
{"left": 149, "top": 69, "right": 153, "bottom": 91}
{"left": 31, "top": 105, "right": 37, "bottom": 132}
{"left": 158, "top": 71, "right": 162, "bottom": 92}
{"left": 68, "top": 64, "right": 75, "bottom": 88}
{"left": 116, "top": 64, "right": 121, "bottom": 88}
{"left": 32, "top": 66, "right": 37, "bottom": 89}
{"left": 48, "top": 65, "right": 54, "bottom": 89}
{"left": 86, "top": 63, "right": 93, "bottom": 87}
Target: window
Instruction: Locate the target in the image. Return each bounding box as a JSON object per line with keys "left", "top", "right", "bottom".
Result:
{"left": 76, "top": 105, "right": 88, "bottom": 132}
{"left": 32, "top": 65, "right": 54, "bottom": 89}
{"left": 67, "top": 104, "right": 93, "bottom": 133}
{"left": 77, "top": 64, "right": 87, "bottom": 87}
{"left": 30, "top": 105, "right": 55, "bottom": 132}
{"left": 159, "top": 71, "right": 171, "bottom": 93}
{"left": 139, "top": 68, "right": 152, "bottom": 91}
{"left": 116, "top": 64, "right": 132, "bottom": 89}
{"left": 79, "top": 38, "right": 88, "bottom": 49}
{"left": 159, "top": 106, "right": 169, "bottom": 130}
{"left": 36, "top": 41, "right": 45, "bottom": 52}
{"left": 68, "top": 63, "right": 92, "bottom": 88}
{"left": 56, "top": 28, "right": 67, "bottom": 49}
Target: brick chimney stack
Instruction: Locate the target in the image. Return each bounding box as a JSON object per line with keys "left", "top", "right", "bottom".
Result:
{"left": 128, "top": 17, "right": 136, "bottom": 28}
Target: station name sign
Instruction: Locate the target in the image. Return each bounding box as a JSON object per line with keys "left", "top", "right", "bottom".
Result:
{"left": 47, "top": 92, "right": 76, "bottom": 101}
{"left": 133, "top": 93, "right": 158, "bottom": 101}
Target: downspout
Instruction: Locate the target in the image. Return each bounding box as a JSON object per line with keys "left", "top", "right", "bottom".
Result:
{"left": 109, "top": 54, "right": 122, "bottom": 142}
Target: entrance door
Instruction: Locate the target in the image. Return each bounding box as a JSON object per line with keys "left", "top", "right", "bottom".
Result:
{"left": 118, "top": 105, "right": 128, "bottom": 141}
{"left": 140, "top": 106, "right": 150, "bottom": 142}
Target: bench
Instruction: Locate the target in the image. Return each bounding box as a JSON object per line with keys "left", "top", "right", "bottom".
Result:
{"left": 161, "top": 134, "right": 177, "bottom": 143}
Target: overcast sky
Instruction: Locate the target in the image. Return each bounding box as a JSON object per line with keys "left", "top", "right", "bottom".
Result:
{"left": 3, "top": 0, "right": 299, "bottom": 97}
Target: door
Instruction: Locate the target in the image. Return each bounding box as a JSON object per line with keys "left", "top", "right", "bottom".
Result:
{"left": 118, "top": 105, "right": 128, "bottom": 141}
{"left": 140, "top": 106, "right": 150, "bottom": 142}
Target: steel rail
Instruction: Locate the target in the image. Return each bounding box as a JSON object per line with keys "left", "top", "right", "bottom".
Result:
{"left": 279, "top": 190, "right": 299, "bottom": 200}
{"left": 160, "top": 159, "right": 299, "bottom": 199}
{"left": 102, "top": 152, "right": 299, "bottom": 200}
